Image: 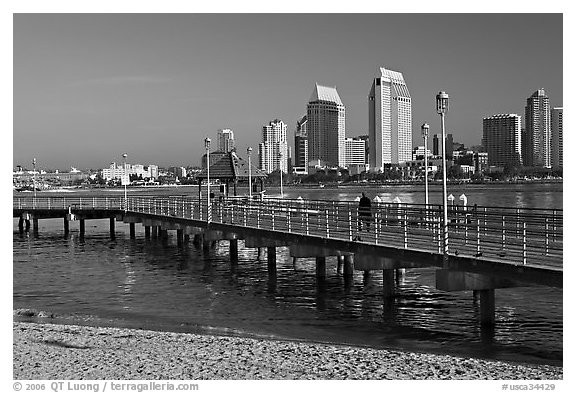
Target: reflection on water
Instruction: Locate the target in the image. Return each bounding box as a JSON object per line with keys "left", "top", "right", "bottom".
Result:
{"left": 13, "top": 184, "right": 563, "bottom": 366}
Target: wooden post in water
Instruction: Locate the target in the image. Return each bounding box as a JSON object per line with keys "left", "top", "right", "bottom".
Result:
{"left": 177, "top": 229, "right": 184, "bottom": 246}
{"left": 32, "top": 217, "right": 39, "bottom": 236}
{"left": 343, "top": 255, "right": 354, "bottom": 282}
{"left": 19, "top": 217, "right": 25, "bottom": 234}
{"left": 144, "top": 226, "right": 150, "bottom": 239}
{"left": 475, "top": 289, "right": 496, "bottom": 326}
{"left": 382, "top": 269, "right": 395, "bottom": 299}
{"left": 129, "top": 223, "right": 136, "bottom": 239}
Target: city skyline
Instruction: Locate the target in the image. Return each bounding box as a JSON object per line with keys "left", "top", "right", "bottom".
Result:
{"left": 13, "top": 13, "right": 563, "bottom": 170}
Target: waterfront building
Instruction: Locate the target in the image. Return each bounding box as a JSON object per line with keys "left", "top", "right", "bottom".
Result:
{"left": 368, "top": 67, "right": 412, "bottom": 171}
{"left": 217, "top": 129, "right": 235, "bottom": 153}
{"left": 259, "top": 119, "right": 289, "bottom": 174}
{"left": 294, "top": 115, "right": 308, "bottom": 173}
{"left": 412, "top": 146, "right": 432, "bottom": 161}
{"left": 307, "top": 84, "right": 346, "bottom": 167}
{"left": 102, "top": 163, "right": 158, "bottom": 181}
{"left": 343, "top": 137, "right": 366, "bottom": 166}
{"left": 482, "top": 114, "right": 522, "bottom": 168}
{"left": 551, "top": 107, "right": 563, "bottom": 169}
{"left": 524, "top": 89, "right": 551, "bottom": 167}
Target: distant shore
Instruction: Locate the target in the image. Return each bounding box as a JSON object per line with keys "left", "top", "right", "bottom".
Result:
{"left": 13, "top": 320, "right": 562, "bottom": 380}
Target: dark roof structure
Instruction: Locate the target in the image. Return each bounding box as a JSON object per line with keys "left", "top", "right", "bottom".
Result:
{"left": 197, "top": 151, "right": 267, "bottom": 181}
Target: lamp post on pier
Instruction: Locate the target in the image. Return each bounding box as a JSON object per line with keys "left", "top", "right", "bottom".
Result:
{"left": 122, "top": 153, "right": 128, "bottom": 211}
{"left": 32, "top": 158, "right": 37, "bottom": 199}
{"left": 205, "top": 138, "right": 211, "bottom": 222}
{"left": 247, "top": 147, "right": 252, "bottom": 199}
{"left": 436, "top": 91, "right": 450, "bottom": 261}
{"left": 421, "top": 123, "right": 430, "bottom": 207}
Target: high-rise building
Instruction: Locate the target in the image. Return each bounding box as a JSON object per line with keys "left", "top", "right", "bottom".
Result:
{"left": 524, "top": 89, "right": 551, "bottom": 167}
{"left": 258, "top": 119, "right": 288, "bottom": 174}
{"left": 482, "top": 114, "right": 522, "bottom": 168}
{"left": 343, "top": 137, "right": 366, "bottom": 166}
{"left": 294, "top": 115, "right": 308, "bottom": 170}
{"left": 432, "top": 133, "right": 454, "bottom": 158}
{"left": 307, "top": 84, "right": 346, "bottom": 167}
{"left": 217, "top": 129, "right": 235, "bottom": 153}
{"left": 368, "top": 67, "right": 412, "bottom": 171}
{"left": 551, "top": 107, "right": 563, "bottom": 169}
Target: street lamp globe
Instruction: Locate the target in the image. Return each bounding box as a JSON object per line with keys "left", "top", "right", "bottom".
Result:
{"left": 436, "top": 91, "right": 449, "bottom": 114}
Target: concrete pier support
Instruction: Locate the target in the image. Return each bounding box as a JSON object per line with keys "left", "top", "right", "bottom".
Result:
{"left": 18, "top": 217, "right": 24, "bottom": 234}
{"left": 64, "top": 217, "right": 69, "bottom": 236}
{"left": 184, "top": 234, "right": 190, "bottom": 243}
{"left": 382, "top": 269, "right": 395, "bottom": 299}
{"left": 107, "top": 218, "right": 115, "bottom": 239}
{"left": 25, "top": 219, "right": 31, "bottom": 232}
{"left": 316, "top": 256, "right": 326, "bottom": 280}
{"left": 267, "top": 246, "right": 276, "bottom": 276}
{"left": 32, "top": 217, "right": 39, "bottom": 235}
{"left": 337, "top": 255, "right": 344, "bottom": 275}
{"left": 475, "top": 289, "right": 496, "bottom": 326}
{"left": 144, "top": 226, "right": 150, "bottom": 239}
{"left": 151, "top": 226, "right": 158, "bottom": 238}
{"left": 129, "top": 223, "right": 136, "bottom": 239}
{"left": 343, "top": 255, "right": 354, "bottom": 287}
{"left": 79, "top": 219, "right": 85, "bottom": 238}
{"left": 177, "top": 229, "right": 184, "bottom": 246}
{"left": 230, "top": 239, "right": 239, "bottom": 262}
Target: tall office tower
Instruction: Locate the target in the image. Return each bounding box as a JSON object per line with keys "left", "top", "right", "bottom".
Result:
{"left": 343, "top": 137, "right": 366, "bottom": 166}
{"left": 307, "top": 84, "right": 346, "bottom": 167}
{"left": 432, "top": 133, "right": 454, "bottom": 158}
{"left": 217, "top": 129, "right": 235, "bottom": 153}
{"left": 294, "top": 115, "right": 308, "bottom": 169}
{"left": 551, "top": 107, "right": 563, "bottom": 169}
{"left": 258, "top": 119, "right": 288, "bottom": 174}
{"left": 368, "top": 67, "right": 412, "bottom": 171}
{"left": 357, "top": 134, "right": 369, "bottom": 165}
{"left": 524, "top": 89, "right": 551, "bottom": 167}
{"left": 482, "top": 114, "right": 522, "bottom": 167}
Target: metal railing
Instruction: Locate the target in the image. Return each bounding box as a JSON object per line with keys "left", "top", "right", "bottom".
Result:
{"left": 14, "top": 196, "right": 562, "bottom": 268}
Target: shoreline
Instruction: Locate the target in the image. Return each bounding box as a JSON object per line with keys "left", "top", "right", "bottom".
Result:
{"left": 13, "top": 320, "right": 563, "bottom": 380}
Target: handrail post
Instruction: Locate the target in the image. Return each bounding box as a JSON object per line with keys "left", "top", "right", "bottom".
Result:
{"left": 325, "top": 208, "right": 329, "bottom": 238}
{"left": 403, "top": 209, "right": 408, "bottom": 249}
{"left": 545, "top": 217, "right": 549, "bottom": 256}
{"left": 476, "top": 218, "right": 481, "bottom": 256}
{"left": 375, "top": 211, "right": 379, "bottom": 245}
{"left": 348, "top": 207, "right": 352, "bottom": 241}
{"left": 522, "top": 221, "right": 527, "bottom": 265}
{"left": 502, "top": 216, "right": 506, "bottom": 252}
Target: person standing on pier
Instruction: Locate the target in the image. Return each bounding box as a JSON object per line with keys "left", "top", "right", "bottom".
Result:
{"left": 358, "top": 192, "right": 372, "bottom": 232}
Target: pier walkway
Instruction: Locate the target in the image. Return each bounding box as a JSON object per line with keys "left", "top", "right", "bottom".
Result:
{"left": 14, "top": 195, "right": 562, "bottom": 325}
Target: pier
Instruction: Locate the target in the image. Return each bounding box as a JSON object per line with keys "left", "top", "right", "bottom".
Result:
{"left": 13, "top": 195, "right": 562, "bottom": 326}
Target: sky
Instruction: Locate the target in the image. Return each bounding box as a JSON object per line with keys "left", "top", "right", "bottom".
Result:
{"left": 12, "top": 12, "right": 563, "bottom": 171}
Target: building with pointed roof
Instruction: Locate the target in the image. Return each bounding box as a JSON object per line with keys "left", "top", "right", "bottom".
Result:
{"left": 306, "top": 84, "right": 346, "bottom": 167}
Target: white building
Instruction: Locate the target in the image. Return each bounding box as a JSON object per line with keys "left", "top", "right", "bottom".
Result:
{"left": 217, "top": 129, "right": 235, "bottom": 153}
{"left": 524, "top": 89, "right": 551, "bottom": 167}
{"left": 307, "top": 84, "right": 346, "bottom": 167}
{"left": 259, "top": 119, "right": 289, "bottom": 174}
{"left": 102, "top": 163, "right": 159, "bottom": 182}
{"left": 412, "top": 146, "right": 432, "bottom": 160}
{"left": 368, "top": 67, "right": 412, "bottom": 170}
{"left": 551, "top": 107, "right": 563, "bottom": 169}
{"left": 343, "top": 137, "right": 366, "bottom": 166}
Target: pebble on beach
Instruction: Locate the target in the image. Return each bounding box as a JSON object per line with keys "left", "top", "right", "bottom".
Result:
{"left": 13, "top": 322, "right": 563, "bottom": 380}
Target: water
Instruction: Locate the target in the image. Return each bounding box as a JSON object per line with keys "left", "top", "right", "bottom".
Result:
{"left": 13, "top": 183, "right": 563, "bottom": 366}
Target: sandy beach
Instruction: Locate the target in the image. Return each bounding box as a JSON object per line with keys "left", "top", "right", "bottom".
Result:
{"left": 13, "top": 320, "right": 562, "bottom": 380}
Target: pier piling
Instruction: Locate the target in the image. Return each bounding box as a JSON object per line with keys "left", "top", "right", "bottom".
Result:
{"left": 267, "top": 246, "right": 276, "bottom": 276}
{"left": 109, "top": 218, "right": 115, "bottom": 240}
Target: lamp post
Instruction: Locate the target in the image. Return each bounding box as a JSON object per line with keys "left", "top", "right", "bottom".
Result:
{"left": 205, "top": 138, "right": 211, "bottom": 222}
{"left": 32, "top": 157, "right": 37, "bottom": 199}
{"left": 247, "top": 147, "right": 252, "bottom": 199}
{"left": 436, "top": 91, "right": 450, "bottom": 260}
{"left": 279, "top": 150, "right": 284, "bottom": 198}
{"left": 122, "top": 153, "right": 128, "bottom": 211}
{"left": 421, "top": 123, "right": 430, "bottom": 207}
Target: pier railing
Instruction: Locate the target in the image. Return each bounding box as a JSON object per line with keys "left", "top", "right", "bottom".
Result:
{"left": 13, "top": 196, "right": 562, "bottom": 268}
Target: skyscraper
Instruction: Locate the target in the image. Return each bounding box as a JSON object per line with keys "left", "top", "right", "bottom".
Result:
{"left": 368, "top": 67, "right": 412, "bottom": 171}
{"left": 524, "top": 89, "right": 551, "bottom": 167}
{"left": 307, "top": 84, "right": 346, "bottom": 167}
{"left": 551, "top": 107, "right": 563, "bottom": 169}
{"left": 343, "top": 137, "right": 366, "bottom": 166}
{"left": 433, "top": 133, "right": 454, "bottom": 158}
{"left": 258, "top": 119, "right": 288, "bottom": 174}
{"left": 217, "top": 129, "right": 235, "bottom": 153}
{"left": 294, "top": 115, "right": 308, "bottom": 170}
{"left": 482, "top": 114, "right": 522, "bottom": 168}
